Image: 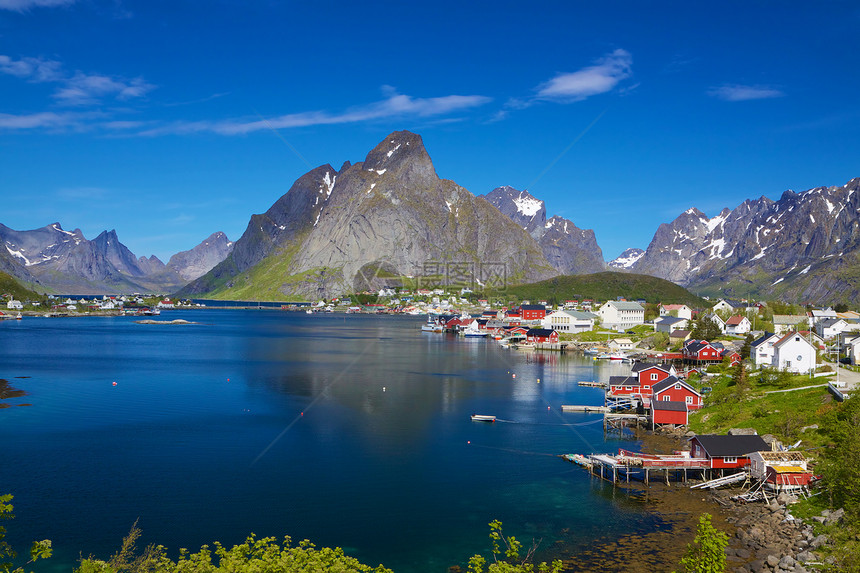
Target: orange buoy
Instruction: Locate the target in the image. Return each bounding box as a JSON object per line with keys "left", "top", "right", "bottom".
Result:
{"left": 112, "top": 382, "right": 117, "bottom": 386}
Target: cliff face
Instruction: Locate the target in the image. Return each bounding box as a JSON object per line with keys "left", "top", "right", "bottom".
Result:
{"left": 166, "top": 232, "right": 234, "bottom": 281}
{"left": 182, "top": 131, "right": 558, "bottom": 300}
{"left": 481, "top": 186, "right": 605, "bottom": 275}
{"left": 632, "top": 178, "right": 860, "bottom": 304}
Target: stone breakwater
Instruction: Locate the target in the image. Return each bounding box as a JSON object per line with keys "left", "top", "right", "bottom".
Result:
{"left": 719, "top": 490, "right": 842, "bottom": 573}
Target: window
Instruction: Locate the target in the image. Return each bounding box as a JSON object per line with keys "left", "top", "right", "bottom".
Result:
{"left": 662, "top": 395, "right": 670, "bottom": 401}
{"left": 651, "top": 373, "right": 658, "bottom": 380}
{"left": 675, "top": 383, "right": 681, "bottom": 390}
{"left": 723, "top": 457, "right": 737, "bottom": 464}
{"left": 685, "top": 396, "right": 693, "bottom": 404}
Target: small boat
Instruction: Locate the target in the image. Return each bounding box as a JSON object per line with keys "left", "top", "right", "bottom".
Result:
{"left": 609, "top": 352, "right": 627, "bottom": 361}
{"left": 512, "top": 341, "right": 535, "bottom": 349}
{"left": 583, "top": 348, "right": 599, "bottom": 356}
{"left": 421, "top": 315, "right": 443, "bottom": 332}
{"left": 471, "top": 414, "right": 496, "bottom": 422}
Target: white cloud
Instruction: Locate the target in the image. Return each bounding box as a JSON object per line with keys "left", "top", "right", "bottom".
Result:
{"left": 0, "top": 111, "right": 81, "bottom": 129}
{"left": 0, "top": 0, "right": 75, "bottom": 11}
{"left": 137, "top": 88, "right": 492, "bottom": 136}
{"left": 707, "top": 84, "right": 785, "bottom": 102}
{"left": 535, "top": 49, "right": 633, "bottom": 102}
{"left": 0, "top": 53, "right": 155, "bottom": 106}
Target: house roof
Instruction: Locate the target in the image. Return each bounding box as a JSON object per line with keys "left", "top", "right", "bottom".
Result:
{"left": 725, "top": 315, "right": 748, "bottom": 326}
{"left": 691, "top": 434, "right": 769, "bottom": 457}
{"left": 521, "top": 304, "right": 546, "bottom": 310}
{"left": 660, "top": 304, "right": 688, "bottom": 310}
{"left": 656, "top": 316, "right": 686, "bottom": 325}
{"left": 609, "top": 375, "right": 637, "bottom": 386}
{"left": 604, "top": 301, "right": 644, "bottom": 311}
{"left": 773, "top": 314, "right": 807, "bottom": 325}
{"left": 819, "top": 318, "right": 846, "bottom": 328}
{"left": 652, "top": 400, "right": 688, "bottom": 412}
{"left": 750, "top": 332, "right": 777, "bottom": 348}
{"left": 632, "top": 362, "right": 668, "bottom": 373}
{"left": 611, "top": 338, "right": 633, "bottom": 344}
{"left": 526, "top": 328, "right": 555, "bottom": 336}
{"left": 652, "top": 376, "right": 700, "bottom": 395}
{"left": 670, "top": 329, "right": 691, "bottom": 338}
{"left": 774, "top": 331, "right": 815, "bottom": 349}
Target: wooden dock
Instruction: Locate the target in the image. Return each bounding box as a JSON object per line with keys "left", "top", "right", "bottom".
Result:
{"left": 564, "top": 449, "right": 710, "bottom": 485}
{"left": 561, "top": 404, "right": 610, "bottom": 413}
{"left": 535, "top": 342, "right": 569, "bottom": 351}
{"left": 577, "top": 380, "right": 607, "bottom": 388}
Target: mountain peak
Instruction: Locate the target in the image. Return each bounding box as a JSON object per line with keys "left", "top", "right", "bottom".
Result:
{"left": 362, "top": 131, "right": 437, "bottom": 180}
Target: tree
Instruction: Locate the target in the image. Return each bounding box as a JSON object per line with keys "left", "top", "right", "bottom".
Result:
{"left": 730, "top": 362, "right": 748, "bottom": 393}
{"left": 740, "top": 333, "right": 753, "bottom": 360}
{"left": 468, "top": 521, "right": 562, "bottom": 573}
{"left": 0, "top": 495, "right": 51, "bottom": 573}
{"left": 690, "top": 316, "right": 721, "bottom": 341}
{"left": 675, "top": 513, "right": 728, "bottom": 573}
{"left": 818, "top": 396, "right": 860, "bottom": 516}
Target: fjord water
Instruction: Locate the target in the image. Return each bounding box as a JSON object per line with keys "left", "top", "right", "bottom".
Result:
{"left": 1, "top": 311, "right": 652, "bottom": 572}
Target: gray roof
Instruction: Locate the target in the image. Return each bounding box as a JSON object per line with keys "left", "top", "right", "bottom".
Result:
{"left": 691, "top": 434, "right": 769, "bottom": 457}
{"left": 605, "top": 301, "right": 644, "bottom": 310}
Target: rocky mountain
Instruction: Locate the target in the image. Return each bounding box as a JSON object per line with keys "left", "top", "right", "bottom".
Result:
{"left": 0, "top": 223, "right": 232, "bottom": 294}
{"left": 181, "top": 131, "right": 558, "bottom": 300}
{"left": 632, "top": 178, "right": 860, "bottom": 304}
{"left": 166, "top": 232, "right": 234, "bottom": 281}
{"left": 481, "top": 187, "right": 605, "bottom": 275}
{"left": 608, "top": 248, "right": 645, "bottom": 269}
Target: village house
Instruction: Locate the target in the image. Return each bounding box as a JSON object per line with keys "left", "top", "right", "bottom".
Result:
{"left": 596, "top": 301, "right": 645, "bottom": 330}
{"left": 608, "top": 338, "right": 634, "bottom": 351}
{"left": 751, "top": 332, "right": 780, "bottom": 369}
{"left": 689, "top": 434, "right": 770, "bottom": 473}
{"left": 525, "top": 328, "right": 559, "bottom": 344}
{"left": 711, "top": 299, "right": 737, "bottom": 314}
{"left": 773, "top": 314, "right": 810, "bottom": 335}
{"left": 771, "top": 331, "right": 817, "bottom": 374}
{"left": 609, "top": 363, "right": 677, "bottom": 397}
{"left": 669, "top": 329, "right": 692, "bottom": 346}
{"left": 157, "top": 299, "right": 176, "bottom": 309}
{"left": 542, "top": 310, "right": 594, "bottom": 333}
{"left": 817, "top": 317, "right": 851, "bottom": 339}
{"left": 652, "top": 376, "right": 703, "bottom": 410}
{"left": 724, "top": 315, "right": 751, "bottom": 336}
{"left": 7, "top": 299, "right": 23, "bottom": 310}
{"left": 654, "top": 315, "right": 689, "bottom": 333}
{"left": 658, "top": 304, "right": 693, "bottom": 320}
{"left": 520, "top": 304, "right": 547, "bottom": 321}
{"left": 682, "top": 339, "right": 725, "bottom": 364}
{"left": 703, "top": 313, "right": 727, "bottom": 334}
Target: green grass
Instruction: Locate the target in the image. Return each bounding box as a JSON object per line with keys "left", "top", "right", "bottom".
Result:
{"left": 688, "top": 368, "right": 837, "bottom": 448}
{"left": 489, "top": 271, "right": 708, "bottom": 307}
{"left": 0, "top": 271, "right": 46, "bottom": 302}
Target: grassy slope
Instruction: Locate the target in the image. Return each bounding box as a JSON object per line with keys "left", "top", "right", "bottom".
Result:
{"left": 0, "top": 271, "right": 45, "bottom": 302}
{"left": 495, "top": 271, "right": 708, "bottom": 307}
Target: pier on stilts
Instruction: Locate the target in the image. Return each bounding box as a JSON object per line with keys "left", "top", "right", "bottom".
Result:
{"left": 562, "top": 449, "right": 710, "bottom": 485}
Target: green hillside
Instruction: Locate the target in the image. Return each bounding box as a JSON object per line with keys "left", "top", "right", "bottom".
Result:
{"left": 0, "top": 271, "right": 45, "bottom": 303}
{"left": 493, "top": 271, "right": 708, "bottom": 307}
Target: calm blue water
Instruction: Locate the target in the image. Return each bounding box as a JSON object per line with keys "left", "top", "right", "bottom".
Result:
{"left": 0, "top": 311, "right": 651, "bottom": 572}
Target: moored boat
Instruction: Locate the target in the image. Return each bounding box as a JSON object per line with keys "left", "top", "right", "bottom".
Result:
{"left": 470, "top": 414, "right": 496, "bottom": 422}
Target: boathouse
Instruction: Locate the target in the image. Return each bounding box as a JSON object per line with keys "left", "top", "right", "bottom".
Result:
{"left": 520, "top": 304, "right": 547, "bottom": 321}
{"left": 689, "top": 434, "right": 769, "bottom": 471}
{"left": 652, "top": 376, "right": 703, "bottom": 409}
{"left": 748, "top": 451, "right": 813, "bottom": 491}
{"left": 651, "top": 400, "right": 689, "bottom": 427}
{"left": 526, "top": 328, "right": 559, "bottom": 344}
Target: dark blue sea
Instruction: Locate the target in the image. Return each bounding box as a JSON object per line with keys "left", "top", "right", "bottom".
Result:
{"left": 0, "top": 311, "right": 654, "bottom": 572}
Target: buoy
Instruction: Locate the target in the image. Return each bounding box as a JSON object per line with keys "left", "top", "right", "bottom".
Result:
{"left": 383, "top": 386, "right": 386, "bottom": 392}
{"left": 547, "top": 406, "right": 551, "bottom": 410}
{"left": 301, "top": 412, "right": 304, "bottom": 416}
{"left": 512, "top": 374, "right": 516, "bottom": 378}
{"left": 467, "top": 441, "right": 471, "bottom": 444}
{"left": 112, "top": 381, "right": 117, "bottom": 386}
{"left": 227, "top": 378, "right": 230, "bottom": 382}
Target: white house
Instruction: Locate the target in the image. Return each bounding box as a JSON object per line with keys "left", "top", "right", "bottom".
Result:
{"left": 157, "top": 299, "right": 176, "bottom": 309}
{"left": 772, "top": 332, "right": 817, "bottom": 374}
{"left": 725, "top": 315, "right": 751, "bottom": 336}
{"left": 751, "top": 332, "right": 781, "bottom": 369}
{"left": 773, "top": 315, "right": 810, "bottom": 335}
{"left": 542, "top": 310, "right": 594, "bottom": 333}
{"left": 654, "top": 316, "right": 689, "bottom": 333}
{"left": 712, "top": 299, "right": 736, "bottom": 314}
{"left": 609, "top": 338, "right": 635, "bottom": 351}
{"left": 703, "top": 313, "right": 727, "bottom": 334}
{"left": 658, "top": 304, "right": 693, "bottom": 320}
{"left": 7, "top": 299, "right": 23, "bottom": 310}
{"left": 597, "top": 301, "right": 645, "bottom": 330}
{"left": 818, "top": 318, "right": 849, "bottom": 339}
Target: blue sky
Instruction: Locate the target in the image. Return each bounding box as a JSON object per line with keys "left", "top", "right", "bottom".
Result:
{"left": 2, "top": 1, "right": 860, "bottom": 262}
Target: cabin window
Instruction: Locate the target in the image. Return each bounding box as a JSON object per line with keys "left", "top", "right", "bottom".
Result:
{"left": 643, "top": 386, "right": 650, "bottom": 391}
{"left": 723, "top": 457, "right": 737, "bottom": 464}
{"left": 651, "top": 373, "right": 658, "bottom": 380}
{"left": 675, "top": 383, "right": 681, "bottom": 390}
{"left": 685, "top": 396, "right": 693, "bottom": 404}
{"left": 662, "top": 395, "right": 670, "bottom": 401}
{"left": 625, "top": 386, "right": 632, "bottom": 391}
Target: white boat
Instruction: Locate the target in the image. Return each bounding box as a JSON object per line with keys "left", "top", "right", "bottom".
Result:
{"left": 421, "top": 315, "right": 443, "bottom": 332}
{"left": 609, "top": 352, "right": 628, "bottom": 360}
{"left": 462, "top": 320, "right": 488, "bottom": 338}
{"left": 471, "top": 414, "right": 496, "bottom": 422}
{"left": 583, "top": 348, "right": 599, "bottom": 356}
